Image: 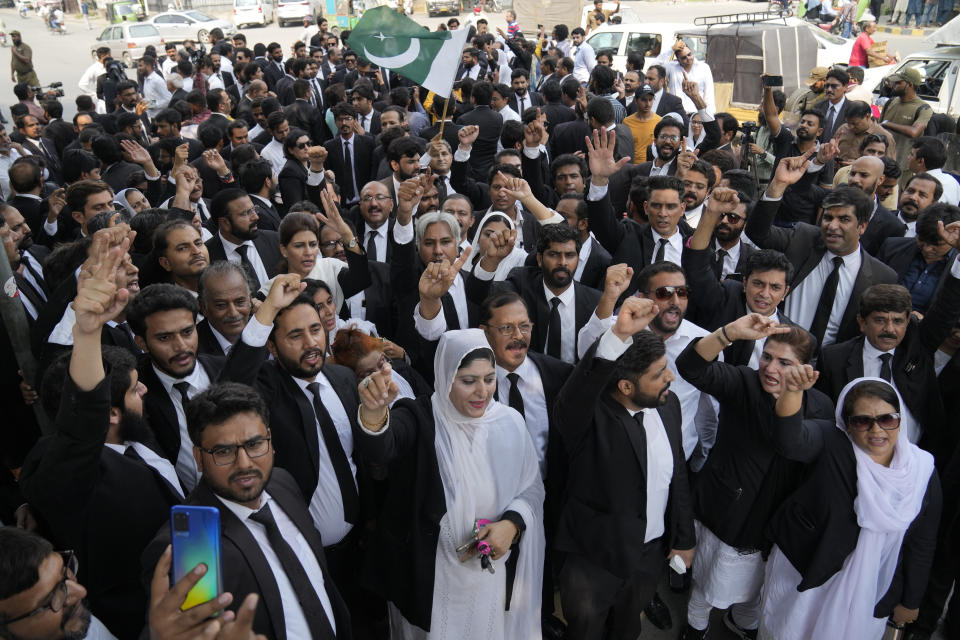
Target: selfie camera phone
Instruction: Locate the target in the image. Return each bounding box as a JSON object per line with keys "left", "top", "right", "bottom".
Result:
{"left": 170, "top": 505, "right": 223, "bottom": 611}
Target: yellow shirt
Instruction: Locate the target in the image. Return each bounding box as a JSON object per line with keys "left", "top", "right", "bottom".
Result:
{"left": 622, "top": 112, "right": 661, "bottom": 163}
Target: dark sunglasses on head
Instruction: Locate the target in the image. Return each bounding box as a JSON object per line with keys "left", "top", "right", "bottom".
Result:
{"left": 846, "top": 413, "right": 901, "bottom": 432}
{"left": 649, "top": 285, "right": 689, "bottom": 300}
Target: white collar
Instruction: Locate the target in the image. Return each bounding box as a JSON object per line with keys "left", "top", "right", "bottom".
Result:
{"left": 219, "top": 231, "right": 254, "bottom": 253}
{"left": 152, "top": 358, "right": 205, "bottom": 392}
{"left": 863, "top": 337, "right": 896, "bottom": 359}
{"left": 218, "top": 489, "right": 272, "bottom": 521}
{"left": 496, "top": 354, "right": 537, "bottom": 380}
{"left": 543, "top": 279, "right": 575, "bottom": 306}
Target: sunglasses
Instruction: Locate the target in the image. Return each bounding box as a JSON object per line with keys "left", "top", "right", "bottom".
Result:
{"left": 720, "top": 212, "right": 744, "bottom": 223}
{"left": 649, "top": 285, "right": 689, "bottom": 300}
{"left": 846, "top": 413, "right": 901, "bottom": 432}
{"left": 297, "top": 142, "right": 310, "bottom": 149}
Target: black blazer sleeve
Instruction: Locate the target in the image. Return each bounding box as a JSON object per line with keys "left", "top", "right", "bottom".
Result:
{"left": 277, "top": 165, "right": 307, "bottom": 215}
{"left": 917, "top": 264, "right": 960, "bottom": 355}
{"left": 18, "top": 372, "right": 112, "bottom": 534}
{"left": 336, "top": 248, "right": 373, "bottom": 300}
{"left": 695, "top": 116, "right": 722, "bottom": 154}
{"left": 744, "top": 197, "right": 795, "bottom": 253}
{"left": 682, "top": 245, "right": 732, "bottom": 327}
{"left": 585, "top": 191, "right": 627, "bottom": 256}
{"left": 553, "top": 338, "right": 617, "bottom": 452}
{"left": 770, "top": 410, "right": 831, "bottom": 464}
{"left": 354, "top": 398, "right": 422, "bottom": 465}
{"left": 675, "top": 338, "right": 750, "bottom": 402}
{"left": 896, "top": 472, "right": 942, "bottom": 609}
{"left": 666, "top": 400, "right": 696, "bottom": 551}
{"left": 450, "top": 156, "right": 490, "bottom": 209}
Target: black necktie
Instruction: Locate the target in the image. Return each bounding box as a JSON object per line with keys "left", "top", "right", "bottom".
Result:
{"left": 248, "top": 504, "right": 337, "bottom": 638}
{"left": 879, "top": 353, "right": 893, "bottom": 382}
{"left": 366, "top": 229, "right": 378, "bottom": 261}
{"left": 441, "top": 292, "right": 461, "bottom": 330}
{"left": 547, "top": 296, "right": 562, "bottom": 358}
{"left": 712, "top": 248, "right": 727, "bottom": 280}
{"left": 825, "top": 104, "right": 837, "bottom": 136}
{"left": 306, "top": 382, "right": 359, "bottom": 524}
{"left": 654, "top": 238, "right": 669, "bottom": 263}
{"left": 173, "top": 381, "right": 191, "bottom": 406}
{"left": 312, "top": 80, "right": 322, "bottom": 108}
{"left": 342, "top": 140, "right": 356, "bottom": 203}
{"left": 506, "top": 372, "right": 525, "bottom": 418}
{"left": 234, "top": 244, "right": 261, "bottom": 287}
{"left": 810, "top": 256, "right": 844, "bottom": 345}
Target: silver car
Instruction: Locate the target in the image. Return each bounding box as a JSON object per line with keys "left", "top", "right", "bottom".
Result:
{"left": 90, "top": 22, "right": 165, "bottom": 67}
{"left": 149, "top": 10, "right": 234, "bottom": 44}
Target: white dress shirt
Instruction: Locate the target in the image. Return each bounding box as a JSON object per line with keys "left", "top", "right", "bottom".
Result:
{"left": 496, "top": 104, "right": 521, "bottom": 123}
{"left": 574, "top": 234, "right": 596, "bottom": 282}
{"left": 747, "top": 310, "right": 780, "bottom": 370}
{"left": 104, "top": 442, "right": 185, "bottom": 499}
{"left": 784, "top": 248, "right": 862, "bottom": 347}
{"left": 363, "top": 221, "right": 389, "bottom": 262}
{"left": 143, "top": 72, "right": 172, "bottom": 119}
{"left": 218, "top": 493, "right": 337, "bottom": 638}
{"left": 571, "top": 41, "right": 597, "bottom": 84}
{"left": 861, "top": 339, "right": 920, "bottom": 443}
{"left": 543, "top": 281, "right": 577, "bottom": 364}
{"left": 78, "top": 61, "right": 105, "bottom": 98}
{"left": 261, "top": 139, "right": 286, "bottom": 175}
{"left": 665, "top": 60, "right": 715, "bottom": 114}
{"left": 220, "top": 232, "right": 268, "bottom": 286}
{"left": 152, "top": 363, "right": 212, "bottom": 491}
{"left": 684, "top": 203, "right": 705, "bottom": 229}
{"left": 714, "top": 238, "right": 741, "bottom": 280}
{"left": 241, "top": 317, "right": 357, "bottom": 545}
{"left": 927, "top": 168, "right": 960, "bottom": 206}
{"left": 497, "top": 357, "right": 550, "bottom": 477}
{"left": 650, "top": 87, "right": 664, "bottom": 113}
{"left": 649, "top": 156, "right": 676, "bottom": 177}
{"left": 595, "top": 328, "right": 672, "bottom": 541}
{"left": 650, "top": 227, "right": 684, "bottom": 265}
{"left": 578, "top": 318, "right": 719, "bottom": 460}
{"left": 208, "top": 323, "right": 235, "bottom": 355}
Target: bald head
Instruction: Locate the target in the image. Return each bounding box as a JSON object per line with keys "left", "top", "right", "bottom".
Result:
{"left": 847, "top": 156, "right": 884, "bottom": 197}
{"left": 247, "top": 79, "right": 268, "bottom": 98}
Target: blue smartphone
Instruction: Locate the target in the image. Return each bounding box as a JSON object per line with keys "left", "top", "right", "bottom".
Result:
{"left": 170, "top": 505, "right": 223, "bottom": 611}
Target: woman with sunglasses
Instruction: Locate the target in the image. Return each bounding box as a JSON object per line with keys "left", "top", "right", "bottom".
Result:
{"left": 673, "top": 312, "right": 835, "bottom": 640}
{"left": 331, "top": 326, "right": 430, "bottom": 403}
{"left": 277, "top": 128, "right": 311, "bottom": 214}
{"left": 759, "top": 373, "right": 940, "bottom": 640}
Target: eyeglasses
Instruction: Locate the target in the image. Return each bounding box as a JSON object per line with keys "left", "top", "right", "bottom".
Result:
{"left": 200, "top": 436, "right": 272, "bottom": 466}
{"left": 824, "top": 82, "right": 844, "bottom": 90}
{"left": 648, "top": 285, "right": 689, "bottom": 300}
{"left": 361, "top": 194, "right": 392, "bottom": 204}
{"left": 485, "top": 322, "right": 534, "bottom": 337}
{"left": 296, "top": 142, "right": 310, "bottom": 149}
{"left": 657, "top": 134, "right": 681, "bottom": 142}
{"left": 320, "top": 239, "right": 345, "bottom": 249}
{"left": 720, "top": 212, "right": 745, "bottom": 223}
{"left": 6, "top": 551, "right": 78, "bottom": 624}
{"left": 846, "top": 413, "right": 901, "bottom": 432}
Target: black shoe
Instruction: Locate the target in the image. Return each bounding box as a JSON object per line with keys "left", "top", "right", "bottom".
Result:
{"left": 678, "top": 623, "right": 709, "bottom": 640}
{"left": 722, "top": 610, "right": 758, "bottom": 639}
{"left": 541, "top": 614, "right": 566, "bottom": 640}
{"left": 644, "top": 592, "right": 673, "bottom": 630}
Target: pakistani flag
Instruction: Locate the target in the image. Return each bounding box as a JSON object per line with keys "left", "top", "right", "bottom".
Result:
{"left": 347, "top": 6, "right": 470, "bottom": 97}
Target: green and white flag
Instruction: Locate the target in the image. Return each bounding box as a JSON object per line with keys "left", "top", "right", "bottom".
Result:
{"left": 347, "top": 6, "right": 470, "bottom": 97}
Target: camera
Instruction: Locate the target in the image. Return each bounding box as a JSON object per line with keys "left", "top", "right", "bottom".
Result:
{"left": 29, "top": 82, "right": 65, "bottom": 98}
{"left": 105, "top": 60, "right": 127, "bottom": 84}
{"left": 740, "top": 121, "right": 758, "bottom": 135}
{"left": 188, "top": 44, "right": 207, "bottom": 66}
{"left": 173, "top": 511, "right": 190, "bottom": 532}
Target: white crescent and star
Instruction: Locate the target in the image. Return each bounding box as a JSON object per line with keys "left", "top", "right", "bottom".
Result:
{"left": 362, "top": 31, "right": 421, "bottom": 68}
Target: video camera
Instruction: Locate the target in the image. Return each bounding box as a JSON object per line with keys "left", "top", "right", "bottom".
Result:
{"left": 187, "top": 44, "right": 207, "bottom": 66}
{"left": 104, "top": 60, "right": 128, "bottom": 84}
{"left": 28, "top": 82, "right": 64, "bottom": 98}
{"left": 740, "top": 121, "right": 759, "bottom": 136}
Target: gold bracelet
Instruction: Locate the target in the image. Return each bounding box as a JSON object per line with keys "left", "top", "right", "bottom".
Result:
{"left": 360, "top": 407, "right": 388, "bottom": 430}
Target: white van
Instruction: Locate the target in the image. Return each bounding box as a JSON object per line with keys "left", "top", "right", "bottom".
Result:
{"left": 234, "top": 0, "right": 274, "bottom": 28}
{"left": 276, "top": 0, "right": 319, "bottom": 27}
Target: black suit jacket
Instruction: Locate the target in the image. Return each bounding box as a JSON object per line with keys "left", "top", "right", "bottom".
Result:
{"left": 550, "top": 118, "right": 590, "bottom": 159}
{"left": 813, "top": 97, "right": 854, "bottom": 142}
{"left": 20, "top": 374, "right": 181, "bottom": 640}
{"left": 278, "top": 159, "right": 309, "bottom": 215}
{"left": 142, "top": 469, "right": 351, "bottom": 640}
{"left": 508, "top": 91, "right": 544, "bottom": 116}
{"left": 578, "top": 236, "right": 612, "bottom": 290}
{"left": 455, "top": 105, "right": 502, "bottom": 180}
{"left": 682, "top": 243, "right": 794, "bottom": 366}
{"left": 859, "top": 203, "right": 907, "bottom": 256}
{"left": 205, "top": 230, "right": 284, "bottom": 286}
{"left": 418, "top": 120, "right": 460, "bottom": 152}
{"left": 284, "top": 99, "right": 329, "bottom": 145}
{"left": 768, "top": 412, "right": 940, "bottom": 614}
{"left": 745, "top": 197, "right": 899, "bottom": 345}
{"left": 816, "top": 269, "right": 960, "bottom": 461}
{"left": 190, "top": 153, "right": 231, "bottom": 200}
{"left": 196, "top": 318, "right": 229, "bottom": 356}
{"left": 553, "top": 339, "right": 695, "bottom": 577}
{"left": 655, "top": 92, "right": 686, "bottom": 119}
{"left": 586, "top": 191, "right": 692, "bottom": 298}
{"left": 877, "top": 235, "right": 921, "bottom": 279}
{"left": 250, "top": 194, "right": 282, "bottom": 232}
{"left": 9, "top": 194, "right": 55, "bottom": 247}
{"left": 676, "top": 342, "right": 834, "bottom": 550}
{"left": 541, "top": 102, "right": 577, "bottom": 136}
{"left": 466, "top": 266, "right": 602, "bottom": 360}
{"left": 339, "top": 259, "right": 395, "bottom": 339}
{"left": 607, "top": 159, "right": 678, "bottom": 216}
{"left": 323, "top": 134, "right": 376, "bottom": 203}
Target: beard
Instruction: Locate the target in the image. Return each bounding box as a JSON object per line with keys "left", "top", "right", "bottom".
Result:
{"left": 60, "top": 599, "right": 93, "bottom": 640}
{"left": 544, "top": 266, "right": 573, "bottom": 289}
{"left": 203, "top": 464, "right": 272, "bottom": 505}
{"left": 118, "top": 409, "right": 154, "bottom": 444}
{"left": 275, "top": 345, "right": 325, "bottom": 379}
{"left": 631, "top": 382, "right": 669, "bottom": 408}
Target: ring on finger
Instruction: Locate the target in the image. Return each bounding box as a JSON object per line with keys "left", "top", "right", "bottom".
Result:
{"left": 363, "top": 378, "right": 371, "bottom": 389}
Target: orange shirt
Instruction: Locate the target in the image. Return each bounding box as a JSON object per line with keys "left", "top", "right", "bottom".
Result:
{"left": 622, "top": 112, "right": 661, "bottom": 163}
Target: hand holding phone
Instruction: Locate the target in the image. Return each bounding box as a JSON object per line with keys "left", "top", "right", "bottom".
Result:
{"left": 170, "top": 506, "right": 223, "bottom": 611}
{"left": 763, "top": 75, "right": 784, "bottom": 87}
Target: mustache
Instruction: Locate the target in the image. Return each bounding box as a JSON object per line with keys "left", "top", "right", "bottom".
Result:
{"left": 551, "top": 267, "right": 572, "bottom": 277}
{"left": 229, "top": 469, "right": 263, "bottom": 483}
{"left": 506, "top": 339, "right": 528, "bottom": 350}
{"left": 878, "top": 333, "right": 899, "bottom": 341}
{"left": 169, "top": 351, "right": 195, "bottom": 363}
{"left": 662, "top": 305, "right": 682, "bottom": 316}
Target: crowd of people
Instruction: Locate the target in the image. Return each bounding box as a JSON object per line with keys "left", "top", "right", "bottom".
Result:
{"left": 0, "top": 5, "right": 959, "bottom": 640}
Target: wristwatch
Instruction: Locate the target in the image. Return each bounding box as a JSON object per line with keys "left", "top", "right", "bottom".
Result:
{"left": 345, "top": 237, "right": 358, "bottom": 249}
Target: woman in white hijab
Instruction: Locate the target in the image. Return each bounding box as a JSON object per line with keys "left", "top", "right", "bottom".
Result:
{"left": 758, "top": 371, "right": 941, "bottom": 640}
{"left": 113, "top": 188, "right": 149, "bottom": 216}
{"left": 355, "top": 328, "right": 545, "bottom": 640}
{"left": 467, "top": 212, "right": 528, "bottom": 281}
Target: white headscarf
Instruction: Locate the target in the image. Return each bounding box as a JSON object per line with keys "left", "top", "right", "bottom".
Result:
{"left": 811, "top": 377, "right": 935, "bottom": 640}
{"left": 113, "top": 188, "right": 141, "bottom": 216}
{"left": 431, "top": 329, "right": 545, "bottom": 639}
{"left": 469, "top": 212, "right": 529, "bottom": 281}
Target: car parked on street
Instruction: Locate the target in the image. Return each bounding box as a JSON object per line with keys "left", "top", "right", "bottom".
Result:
{"left": 90, "top": 21, "right": 164, "bottom": 66}
{"left": 149, "top": 10, "right": 233, "bottom": 43}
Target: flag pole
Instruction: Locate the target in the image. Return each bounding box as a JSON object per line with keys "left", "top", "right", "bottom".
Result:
{"left": 437, "top": 89, "right": 451, "bottom": 140}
